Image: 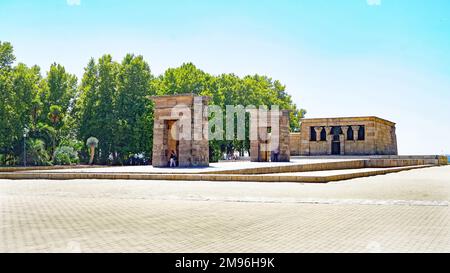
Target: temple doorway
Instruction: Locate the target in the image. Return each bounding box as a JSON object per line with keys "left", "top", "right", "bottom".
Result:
{"left": 166, "top": 120, "right": 179, "bottom": 166}
{"left": 331, "top": 127, "right": 341, "bottom": 155}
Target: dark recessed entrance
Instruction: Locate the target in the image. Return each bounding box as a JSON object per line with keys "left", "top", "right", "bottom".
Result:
{"left": 331, "top": 127, "right": 341, "bottom": 155}
{"left": 331, "top": 141, "right": 340, "bottom": 155}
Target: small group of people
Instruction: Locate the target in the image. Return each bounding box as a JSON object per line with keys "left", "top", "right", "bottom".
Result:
{"left": 169, "top": 150, "right": 177, "bottom": 167}
{"left": 125, "top": 153, "right": 148, "bottom": 166}
{"left": 225, "top": 151, "right": 240, "bottom": 161}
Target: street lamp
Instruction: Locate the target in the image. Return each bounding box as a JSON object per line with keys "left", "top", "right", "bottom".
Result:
{"left": 23, "top": 127, "right": 29, "bottom": 167}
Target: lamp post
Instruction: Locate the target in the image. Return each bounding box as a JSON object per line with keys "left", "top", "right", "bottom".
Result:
{"left": 23, "top": 127, "right": 29, "bottom": 167}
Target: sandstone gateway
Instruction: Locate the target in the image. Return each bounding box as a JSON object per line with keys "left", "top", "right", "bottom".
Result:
{"left": 150, "top": 94, "right": 210, "bottom": 167}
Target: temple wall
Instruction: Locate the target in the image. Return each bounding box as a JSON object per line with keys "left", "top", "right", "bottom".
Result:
{"left": 291, "top": 117, "right": 398, "bottom": 156}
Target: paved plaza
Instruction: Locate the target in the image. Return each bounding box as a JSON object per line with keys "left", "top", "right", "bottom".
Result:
{"left": 0, "top": 166, "right": 449, "bottom": 252}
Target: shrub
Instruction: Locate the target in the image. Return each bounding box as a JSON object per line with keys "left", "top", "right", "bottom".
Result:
{"left": 53, "top": 146, "right": 79, "bottom": 165}
{"left": 24, "top": 139, "right": 51, "bottom": 166}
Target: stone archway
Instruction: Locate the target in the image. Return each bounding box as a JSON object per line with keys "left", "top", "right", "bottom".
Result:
{"left": 150, "top": 94, "right": 210, "bottom": 167}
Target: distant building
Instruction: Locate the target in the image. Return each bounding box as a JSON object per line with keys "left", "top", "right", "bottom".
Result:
{"left": 290, "top": 116, "right": 398, "bottom": 156}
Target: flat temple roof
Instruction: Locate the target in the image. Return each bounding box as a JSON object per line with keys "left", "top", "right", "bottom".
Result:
{"left": 300, "top": 116, "right": 396, "bottom": 126}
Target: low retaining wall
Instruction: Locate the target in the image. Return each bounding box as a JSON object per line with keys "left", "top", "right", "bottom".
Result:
{"left": 0, "top": 165, "right": 108, "bottom": 173}
{"left": 364, "top": 158, "right": 445, "bottom": 168}
{"left": 0, "top": 165, "right": 431, "bottom": 183}
{"left": 292, "top": 155, "right": 447, "bottom": 166}
{"left": 205, "top": 160, "right": 366, "bottom": 175}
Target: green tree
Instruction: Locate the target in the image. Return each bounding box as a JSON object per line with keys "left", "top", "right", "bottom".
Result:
{"left": 1, "top": 60, "right": 42, "bottom": 165}
{"left": 153, "top": 63, "right": 212, "bottom": 97}
{"left": 0, "top": 41, "right": 15, "bottom": 164}
{"left": 75, "top": 58, "right": 98, "bottom": 145}
{"left": 115, "top": 54, "right": 155, "bottom": 162}
{"left": 0, "top": 41, "right": 15, "bottom": 69}
{"left": 75, "top": 55, "right": 119, "bottom": 164}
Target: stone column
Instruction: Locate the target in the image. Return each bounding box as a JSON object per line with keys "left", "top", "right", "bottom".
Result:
{"left": 325, "top": 126, "right": 333, "bottom": 137}
{"left": 314, "top": 127, "right": 322, "bottom": 142}
{"left": 341, "top": 126, "right": 349, "bottom": 154}
{"left": 325, "top": 126, "right": 333, "bottom": 155}
{"left": 341, "top": 126, "right": 349, "bottom": 139}
{"left": 351, "top": 126, "right": 360, "bottom": 141}
{"left": 351, "top": 125, "right": 360, "bottom": 155}
{"left": 339, "top": 134, "right": 345, "bottom": 155}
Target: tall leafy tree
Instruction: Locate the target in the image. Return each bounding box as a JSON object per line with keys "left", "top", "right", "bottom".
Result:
{"left": 76, "top": 55, "right": 119, "bottom": 164}
{"left": 0, "top": 41, "right": 16, "bottom": 164}
{"left": 75, "top": 58, "right": 98, "bottom": 142}
{"left": 115, "top": 54, "right": 155, "bottom": 161}
{"left": 35, "top": 63, "right": 78, "bottom": 157}
{"left": 9, "top": 64, "right": 42, "bottom": 163}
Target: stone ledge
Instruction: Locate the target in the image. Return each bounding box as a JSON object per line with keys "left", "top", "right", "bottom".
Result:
{"left": 0, "top": 165, "right": 432, "bottom": 183}
{"left": 0, "top": 165, "right": 110, "bottom": 173}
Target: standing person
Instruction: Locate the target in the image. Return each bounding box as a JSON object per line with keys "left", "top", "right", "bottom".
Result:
{"left": 173, "top": 150, "right": 177, "bottom": 167}
{"left": 169, "top": 151, "right": 175, "bottom": 167}
{"left": 273, "top": 147, "right": 279, "bottom": 162}
{"left": 169, "top": 150, "right": 177, "bottom": 167}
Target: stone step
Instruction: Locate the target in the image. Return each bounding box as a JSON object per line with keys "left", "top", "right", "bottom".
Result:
{"left": 0, "top": 165, "right": 433, "bottom": 183}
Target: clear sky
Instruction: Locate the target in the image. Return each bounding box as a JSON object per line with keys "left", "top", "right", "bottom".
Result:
{"left": 1, "top": 0, "right": 449, "bottom": 155}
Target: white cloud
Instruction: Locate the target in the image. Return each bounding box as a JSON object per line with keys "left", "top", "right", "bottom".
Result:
{"left": 67, "top": 0, "right": 81, "bottom": 6}
{"left": 367, "top": 0, "right": 381, "bottom": 6}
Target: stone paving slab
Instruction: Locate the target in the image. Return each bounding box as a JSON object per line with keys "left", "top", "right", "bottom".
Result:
{"left": 1, "top": 196, "right": 448, "bottom": 253}
{"left": 1, "top": 166, "right": 449, "bottom": 252}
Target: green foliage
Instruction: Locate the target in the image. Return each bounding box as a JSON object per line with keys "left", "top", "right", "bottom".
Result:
{"left": 48, "top": 105, "right": 64, "bottom": 127}
{"left": 0, "top": 43, "right": 42, "bottom": 165}
{"left": 30, "top": 123, "right": 57, "bottom": 150}
{"left": 86, "top": 137, "right": 99, "bottom": 147}
{"left": 0, "top": 41, "right": 15, "bottom": 69}
{"left": 53, "top": 146, "right": 79, "bottom": 165}
{"left": 23, "top": 139, "right": 51, "bottom": 166}
{"left": 39, "top": 63, "right": 77, "bottom": 115}
{"left": 114, "top": 54, "right": 155, "bottom": 162}
{"left": 75, "top": 55, "right": 119, "bottom": 164}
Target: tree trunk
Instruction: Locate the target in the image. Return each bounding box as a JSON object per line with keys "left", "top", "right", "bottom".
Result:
{"left": 89, "top": 146, "right": 95, "bottom": 165}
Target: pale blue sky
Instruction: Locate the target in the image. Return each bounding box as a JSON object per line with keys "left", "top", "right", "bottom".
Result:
{"left": 1, "top": 0, "right": 449, "bottom": 154}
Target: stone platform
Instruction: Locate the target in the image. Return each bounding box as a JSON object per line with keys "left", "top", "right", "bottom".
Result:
{"left": 1, "top": 166, "right": 449, "bottom": 252}
{"left": 0, "top": 156, "right": 445, "bottom": 183}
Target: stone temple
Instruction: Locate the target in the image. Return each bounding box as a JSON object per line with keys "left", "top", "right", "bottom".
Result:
{"left": 149, "top": 94, "right": 398, "bottom": 167}
{"left": 290, "top": 116, "right": 398, "bottom": 156}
